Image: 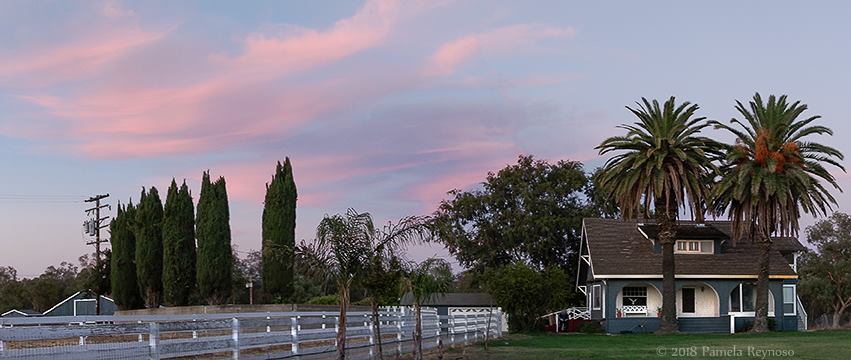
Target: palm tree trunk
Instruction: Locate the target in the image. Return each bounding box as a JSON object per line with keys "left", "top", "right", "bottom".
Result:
{"left": 752, "top": 231, "right": 771, "bottom": 332}
{"left": 414, "top": 303, "right": 423, "bottom": 360}
{"left": 370, "top": 299, "right": 384, "bottom": 360}
{"left": 656, "top": 198, "right": 678, "bottom": 334}
{"left": 337, "top": 281, "right": 350, "bottom": 360}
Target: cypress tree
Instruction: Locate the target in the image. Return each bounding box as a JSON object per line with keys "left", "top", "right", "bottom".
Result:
{"left": 109, "top": 201, "right": 143, "bottom": 310}
{"left": 197, "top": 172, "right": 233, "bottom": 304}
{"left": 262, "top": 158, "right": 297, "bottom": 300}
{"left": 136, "top": 187, "right": 164, "bottom": 308}
{"left": 163, "top": 179, "right": 197, "bottom": 306}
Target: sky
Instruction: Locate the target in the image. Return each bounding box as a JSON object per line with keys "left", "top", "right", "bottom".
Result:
{"left": 2, "top": 0, "right": 851, "bottom": 277}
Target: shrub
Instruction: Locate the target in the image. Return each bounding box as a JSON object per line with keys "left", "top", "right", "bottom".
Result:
{"left": 579, "top": 321, "right": 603, "bottom": 333}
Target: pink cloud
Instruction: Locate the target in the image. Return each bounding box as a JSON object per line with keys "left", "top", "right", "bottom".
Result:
{"left": 425, "top": 24, "right": 576, "bottom": 76}
{"left": 4, "top": 0, "right": 424, "bottom": 159}
{"left": 0, "top": 28, "right": 165, "bottom": 83}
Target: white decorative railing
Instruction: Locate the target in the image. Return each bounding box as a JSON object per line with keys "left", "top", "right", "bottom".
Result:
{"left": 797, "top": 295, "right": 808, "bottom": 330}
{"left": 565, "top": 307, "right": 590, "bottom": 320}
{"left": 0, "top": 307, "right": 503, "bottom": 359}
{"left": 622, "top": 305, "right": 648, "bottom": 315}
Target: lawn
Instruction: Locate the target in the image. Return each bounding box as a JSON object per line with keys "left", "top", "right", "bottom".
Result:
{"left": 441, "top": 330, "right": 851, "bottom": 359}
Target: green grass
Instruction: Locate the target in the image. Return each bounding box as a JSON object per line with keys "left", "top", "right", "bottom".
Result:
{"left": 443, "top": 330, "right": 851, "bottom": 359}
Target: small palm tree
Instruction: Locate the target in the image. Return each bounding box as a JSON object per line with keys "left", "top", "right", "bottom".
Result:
{"left": 298, "top": 209, "right": 372, "bottom": 360}
{"left": 403, "top": 258, "right": 453, "bottom": 360}
{"left": 361, "top": 216, "right": 433, "bottom": 360}
{"left": 596, "top": 97, "right": 720, "bottom": 333}
{"left": 710, "top": 93, "right": 844, "bottom": 332}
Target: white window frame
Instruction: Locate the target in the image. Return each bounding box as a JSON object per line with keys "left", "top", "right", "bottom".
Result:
{"left": 73, "top": 299, "right": 96, "bottom": 316}
{"left": 728, "top": 283, "right": 775, "bottom": 317}
{"left": 674, "top": 240, "right": 714, "bottom": 254}
{"left": 783, "top": 284, "right": 797, "bottom": 316}
{"left": 592, "top": 284, "right": 602, "bottom": 310}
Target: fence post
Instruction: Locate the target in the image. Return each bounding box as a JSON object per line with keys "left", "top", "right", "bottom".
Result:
{"left": 368, "top": 313, "right": 375, "bottom": 359}
{"left": 397, "top": 306, "right": 405, "bottom": 356}
{"left": 192, "top": 319, "right": 198, "bottom": 339}
{"left": 463, "top": 313, "right": 469, "bottom": 346}
{"left": 449, "top": 313, "right": 455, "bottom": 347}
{"left": 149, "top": 322, "right": 160, "bottom": 360}
{"left": 322, "top": 314, "right": 327, "bottom": 330}
{"left": 79, "top": 335, "right": 85, "bottom": 346}
{"left": 232, "top": 318, "right": 240, "bottom": 359}
{"left": 435, "top": 311, "right": 442, "bottom": 353}
{"left": 334, "top": 316, "right": 340, "bottom": 347}
{"left": 266, "top": 315, "right": 271, "bottom": 333}
{"left": 291, "top": 316, "right": 300, "bottom": 355}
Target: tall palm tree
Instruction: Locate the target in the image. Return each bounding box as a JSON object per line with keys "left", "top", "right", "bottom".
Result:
{"left": 710, "top": 93, "right": 844, "bottom": 332}
{"left": 362, "top": 216, "right": 433, "bottom": 360}
{"left": 596, "top": 97, "right": 720, "bottom": 333}
{"left": 403, "top": 258, "right": 453, "bottom": 360}
{"left": 298, "top": 209, "right": 372, "bottom": 360}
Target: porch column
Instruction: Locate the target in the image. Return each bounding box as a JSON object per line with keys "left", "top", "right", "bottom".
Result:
{"left": 769, "top": 281, "right": 785, "bottom": 331}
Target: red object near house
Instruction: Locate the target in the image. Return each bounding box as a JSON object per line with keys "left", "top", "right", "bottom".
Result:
{"left": 567, "top": 319, "right": 587, "bottom": 332}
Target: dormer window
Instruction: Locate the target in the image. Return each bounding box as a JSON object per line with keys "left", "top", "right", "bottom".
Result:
{"left": 675, "top": 240, "right": 713, "bottom": 254}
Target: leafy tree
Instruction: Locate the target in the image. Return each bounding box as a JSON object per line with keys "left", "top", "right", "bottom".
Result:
{"left": 136, "top": 187, "right": 164, "bottom": 308}
{"left": 197, "top": 172, "right": 234, "bottom": 304}
{"left": 163, "top": 179, "right": 197, "bottom": 306}
{"left": 798, "top": 212, "right": 851, "bottom": 327}
{"left": 262, "top": 158, "right": 297, "bottom": 300}
{"left": 433, "top": 154, "right": 596, "bottom": 273}
{"left": 484, "top": 263, "right": 570, "bottom": 331}
{"left": 597, "top": 97, "right": 720, "bottom": 333}
{"left": 710, "top": 94, "right": 843, "bottom": 332}
{"left": 110, "top": 202, "right": 144, "bottom": 310}
{"left": 77, "top": 251, "right": 111, "bottom": 302}
{"left": 298, "top": 209, "right": 372, "bottom": 360}
{"left": 26, "top": 262, "right": 79, "bottom": 312}
{"left": 402, "top": 258, "right": 452, "bottom": 360}
{"left": 0, "top": 266, "right": 28, "bottom": 313}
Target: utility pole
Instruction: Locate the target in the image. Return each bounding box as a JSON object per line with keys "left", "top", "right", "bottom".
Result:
{"left": 245, "top": 281, "right": 254, "bottom": 305}
{"left": 84, "top": 194, "right": 110, "bottom": 315}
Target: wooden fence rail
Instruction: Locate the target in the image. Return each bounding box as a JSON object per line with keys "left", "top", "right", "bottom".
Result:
{"left": 0, "top": 307, "right": 503, "bottom": 359}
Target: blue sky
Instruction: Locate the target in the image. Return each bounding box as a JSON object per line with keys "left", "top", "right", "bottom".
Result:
{"left": 1, "top": 0, "right": 849, "bottom": 276}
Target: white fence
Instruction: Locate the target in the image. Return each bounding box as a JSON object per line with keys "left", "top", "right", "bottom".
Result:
{"left": 0, "top": 307, "right": 503, "bottom": 359}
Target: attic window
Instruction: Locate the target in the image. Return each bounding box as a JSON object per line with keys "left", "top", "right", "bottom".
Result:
{"left": 675, "top": 240, "right": 713, "bottom": 254}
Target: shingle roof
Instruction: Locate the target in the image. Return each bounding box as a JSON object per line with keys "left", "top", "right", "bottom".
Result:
{"left": 399, "top": 292, "right": 495, "bottom": 307}
{"left": 583, "top": 218, "right": 801, "bottom": 277}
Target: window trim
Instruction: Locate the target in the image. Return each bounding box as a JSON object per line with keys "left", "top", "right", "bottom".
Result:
{"left": 592, "top": 284, "right": 602, "bottom": 311}
{"left": 728, "top": 283, "right": 776, "bottom": 316}
{"left": 674, "top": 240, "right": 714, "bottom": 254}
{"left": 783, "top": 284, "right": 797, "bottom": 316}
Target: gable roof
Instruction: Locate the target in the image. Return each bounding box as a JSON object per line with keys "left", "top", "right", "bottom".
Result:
{"left": 583, "top": 218, "right": 801, "bottom": 278}
{"left": 41, "top": 291, "right": 115, "bottom": 316}
{"left": 399, "top": 292, "right": 495, "bottom": 307}
{"left": 1, "top": 309, "right": 40, "bottom": 317}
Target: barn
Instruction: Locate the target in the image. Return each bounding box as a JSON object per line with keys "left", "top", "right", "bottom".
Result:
{"left": 41, "top": 291, "right": 118, "bottom": 317}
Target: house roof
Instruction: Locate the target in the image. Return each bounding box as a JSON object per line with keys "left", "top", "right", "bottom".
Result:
{"left": 41, "top": 291, "right": 115, "bottom": 316}
{"left": 583, "top": 218, "right": 801, "bottom": 278}
{"left": 1, "top": 309, "right": 40, "bottom": 317}
{"left": 399, "top": 292, "right": 495, "bottom": 307}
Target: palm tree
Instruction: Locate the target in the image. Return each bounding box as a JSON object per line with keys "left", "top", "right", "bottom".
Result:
{"left": 361, "top": 216, "right": 433, "bottom": 360}
{"left": 596, "top": 97, "right": 720, "bottom": 333}
{"left": 298, "top": 209, "right": 372, "bottom": 360}
{"left": 710, "top": 93, "right": 844, "bottom": 332}
{"left": 402, "top": 258, "right": 453, "bottom": 360}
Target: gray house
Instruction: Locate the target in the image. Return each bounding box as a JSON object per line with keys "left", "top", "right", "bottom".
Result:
{"left": 41, "top": 291, "right": 118, "bottom": 317}
{"left": 577, "top": 218, "right": 806, "bottom": 333}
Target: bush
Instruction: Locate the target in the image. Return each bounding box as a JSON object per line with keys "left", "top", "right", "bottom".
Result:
{"left": 579, "top": 321, "right": 603, "bottom": 333}
{"left": 306, "top": 295, "right": 338, "bottom": 305}
{"left": 484, "top": 262, "right": 573, "bottom": 332}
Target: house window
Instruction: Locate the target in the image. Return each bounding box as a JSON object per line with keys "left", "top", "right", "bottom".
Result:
{"left": 783, "top": 285, "right": 797, "bottom": 316}
{"left": 730, "top": 283, "right": 755, "bottom": 312}
{"left": 592, "top": 284, "right": 602, "bottom": 310}
{"left": 675, "top": 240, "right": 713, "bottom": 254}
{"left": 622, "top": 286, "right": 647, "bottom": 306}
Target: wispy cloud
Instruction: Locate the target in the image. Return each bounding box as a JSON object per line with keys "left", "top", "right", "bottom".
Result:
{"left": 424, "top": 24, "right": 576, "bottom": 76}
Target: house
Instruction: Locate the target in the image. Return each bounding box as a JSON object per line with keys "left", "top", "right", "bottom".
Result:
{"left": 41, "top": 291, "right": 118, "bottom": 317}
{"left": 577, "top": 218, "right": 806, "bottom": 333}
{"left": 0, "top": 309, "right": 40, "bottom": 318}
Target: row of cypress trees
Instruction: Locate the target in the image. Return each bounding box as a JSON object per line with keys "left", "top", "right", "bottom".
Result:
{"left": 110, "top": 172, "right": 234, "bottom": 309}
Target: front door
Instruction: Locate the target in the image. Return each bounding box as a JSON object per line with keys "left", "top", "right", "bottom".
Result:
{"left": 682, "top": 288, "right": 695, "bottom": 314}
